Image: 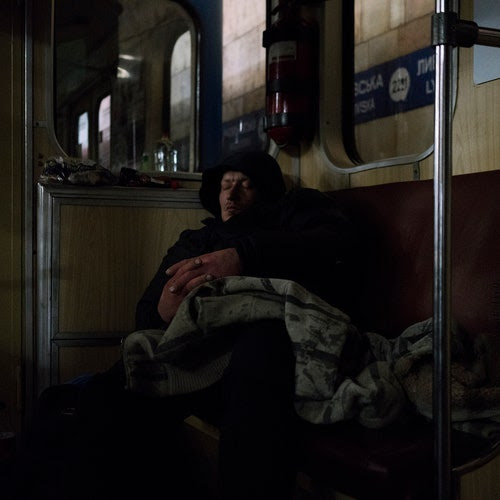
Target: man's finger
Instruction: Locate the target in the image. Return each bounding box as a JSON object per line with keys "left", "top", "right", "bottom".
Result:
{"left": 184, "top": 274, "right": 216, "bottom": 292}
{"left": 166, "top": 256, "right": 203, "bottom": 277}
{"left": 168, "top": 267, "right": 207, "bottom": 293}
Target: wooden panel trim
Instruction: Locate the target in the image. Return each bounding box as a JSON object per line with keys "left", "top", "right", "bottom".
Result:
{"left": 35, "top": 183, "right": 204, "bottom": 397}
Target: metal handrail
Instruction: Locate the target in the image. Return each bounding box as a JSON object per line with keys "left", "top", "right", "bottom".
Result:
{"left": 477, "top": 26, "right": 500, "bottom": 47}
{"left": 432, "top": 1, "right": 500, "bottom": 498}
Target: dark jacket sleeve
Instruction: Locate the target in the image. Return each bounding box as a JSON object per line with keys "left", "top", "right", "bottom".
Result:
{"left": 135, "top": 226, "right": 212, "bottom": 330}
{"left": 136, "top": 188, "right": 359, "bottom": 329}
{"left": 234, "top": 188, "right": 359, "bottom": 311}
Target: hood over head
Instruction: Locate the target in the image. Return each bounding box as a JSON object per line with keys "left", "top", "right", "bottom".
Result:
{"left": 199, "top": 151, "right": 286, "bottom": 217}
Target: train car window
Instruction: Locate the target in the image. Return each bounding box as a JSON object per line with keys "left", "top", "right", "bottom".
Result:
{"left": 351, "top": 0, "right": 436, "bottom": 164}
{"left": 221, "top": 0, "right": 267, "bottom": 156}
{"left": 98, "top": 95, "right": 112, "bottom": 168}
{"left": 170, "top": 32, "right": 192, "bottom": 170}
{"left": 322, "top": 0, "right": 443, "bottom": 169}
{"left": 77, "top": 112, "right": 89, "bottom": 159}
{"left": 54, "top": 0, "right": 198, "bottom": 173}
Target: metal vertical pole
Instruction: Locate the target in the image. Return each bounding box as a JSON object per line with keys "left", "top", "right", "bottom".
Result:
{"left": 433, "top": 1, "right": 456, "bottom": 498}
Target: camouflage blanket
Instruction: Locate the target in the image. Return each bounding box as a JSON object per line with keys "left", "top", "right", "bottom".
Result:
{"left": 123, "top": 277, "right": 406, "bottom": 428}
{"left": 372, "top": 318, "right": 500, "bottom": 439}
{"left": 122, "top": 277, "right": 500, "bottom": 434}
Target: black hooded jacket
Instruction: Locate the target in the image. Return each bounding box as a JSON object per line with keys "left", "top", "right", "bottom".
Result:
{"left": 135, "top": 185, "right": 358, "bottom": 331}
{"left": 136, "top": 151, "right": 359, "bottom": 329}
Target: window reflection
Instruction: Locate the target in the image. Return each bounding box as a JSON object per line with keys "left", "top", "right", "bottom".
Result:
{"left": 98, "top": 95, "right": 111, "bottom": 168}
{"left": 353, "top": 0, "right": 435, "bottom": 163}
{"left": 54, "top": 0, "right": 197, "bottom": 173}
{"left": 221, "top": 0, "right": 267, "bottom": 156}
{"left": 170, "top": 31, "right": 192, "bottom": 168}
{"left": 77, "top": 112, "right": 89, "bottom": 159}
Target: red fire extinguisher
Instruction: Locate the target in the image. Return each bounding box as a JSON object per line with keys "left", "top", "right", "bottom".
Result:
{"left": 263, "top": 1, "right": 318, "bottom": 147}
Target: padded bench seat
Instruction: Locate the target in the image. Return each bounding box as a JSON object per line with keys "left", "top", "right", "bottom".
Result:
{"left": 292, "top": 168, "right": 500, "bottom": 498}
{"left": 298, "top": 417, "right": 497, "bottom": 499}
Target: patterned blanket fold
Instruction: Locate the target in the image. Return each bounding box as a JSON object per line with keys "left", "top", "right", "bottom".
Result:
{"left": 122, "top": 277, "right": 500, "bottom": 435}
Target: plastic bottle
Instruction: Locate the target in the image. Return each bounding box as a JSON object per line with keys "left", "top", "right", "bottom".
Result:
{"left": 140, "top": 153, "right": 150, "bottom": 172}
{"left": 153, "top": 134, "right": 178, "bottom": 172}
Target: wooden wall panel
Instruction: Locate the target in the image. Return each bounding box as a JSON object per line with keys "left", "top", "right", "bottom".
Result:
{"left": 459, "top": 453, "right": 500, "bottom": 500}
{"left": 0, "top": 0, "right": 23, "bottom": 430}
{"left": 36, "top": 185, "right": 208, "bottom": 391}
{"left": 58, "top": 205, "right": 205, "bottom": 334}
{"left": 58, "top": 345, "right": 122, "bottom": 383}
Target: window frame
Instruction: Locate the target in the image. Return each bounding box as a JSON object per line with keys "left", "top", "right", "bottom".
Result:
{"left": 319, "top": 0, "right": 456, "bottom": 173}
{"left": 46, "top": 0, "right": 224, "bottom": 176}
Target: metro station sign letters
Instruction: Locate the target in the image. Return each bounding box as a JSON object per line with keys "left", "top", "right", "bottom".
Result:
{"left": 354, "top": 46, "right": 435, "bottom": 124}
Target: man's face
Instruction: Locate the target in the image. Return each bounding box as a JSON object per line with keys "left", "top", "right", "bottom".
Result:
{"left": 219, "top": 170, "right": 258, "bottom": 222}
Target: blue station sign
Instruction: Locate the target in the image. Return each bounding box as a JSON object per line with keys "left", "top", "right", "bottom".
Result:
{"left": 354, "top": 46, "right": 435, "bottom": 124}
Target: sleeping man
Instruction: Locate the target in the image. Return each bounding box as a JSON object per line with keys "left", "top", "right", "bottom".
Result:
{"left": 28, "top": 150, "right": 362, "bottom": 500}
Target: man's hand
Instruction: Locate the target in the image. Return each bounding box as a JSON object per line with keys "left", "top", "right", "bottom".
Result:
{"left": 157, "top": 248, "right": 242, "bottom": 323}
{"left": 157, "top": 281, "right": 187, "bottom": 323}
{"left": 166, "top": 248, "right": 242, "bottom": 293}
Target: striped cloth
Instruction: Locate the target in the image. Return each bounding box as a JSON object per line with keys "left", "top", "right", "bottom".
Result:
{"left": 123, "top": 276, "right": 405, "bottom": 428}
{"left": 123, "top": 276, "right": 500, "bottom": 435}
